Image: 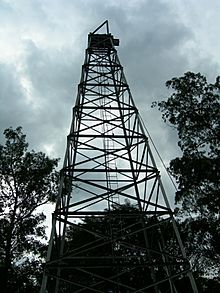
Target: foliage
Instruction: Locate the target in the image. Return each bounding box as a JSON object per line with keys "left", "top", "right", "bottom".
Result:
{"left": 0, "top": 126, "right": 59, "bottom": 292}
{"left": 178, "top": 216, "right": 220, "bottom": 276}
{"left": 50, "top": 203, "right": 196, "bottom": 292}
{"left": 153, "top": 71, "right": 220, "bottom": 216}
{"left": 52, "top": 204, "right": 156, "bottom": 292}
{"left": 153, "top": 72, "right": 220, "bottom": 285}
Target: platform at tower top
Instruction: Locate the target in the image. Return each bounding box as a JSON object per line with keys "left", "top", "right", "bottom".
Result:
{"left": 88, "top": 20, "right": 119, "bottom": 49}
{"left": 88, "top": 33, "right": 119, "bottom": 49}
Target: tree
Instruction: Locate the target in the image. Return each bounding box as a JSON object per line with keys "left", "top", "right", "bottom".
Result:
{"left": 0, "top": 127, "right": 59, "bottom": 292}
{"left": 153, "top": 72, "right": 220, "bottom": 286}
{"left": 50, "top": 203, "right": 195, "bottom": 292}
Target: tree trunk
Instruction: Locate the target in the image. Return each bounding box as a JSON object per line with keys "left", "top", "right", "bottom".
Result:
{"left": 2, "top": 239, "right": 12, "bottom": 293}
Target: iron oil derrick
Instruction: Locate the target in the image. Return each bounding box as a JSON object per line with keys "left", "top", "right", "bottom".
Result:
{"left": 41, "top": 21, "right": 198, "bottom": 293}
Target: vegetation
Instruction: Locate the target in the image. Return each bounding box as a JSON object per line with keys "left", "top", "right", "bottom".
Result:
{"left": 0, "top": 127, "right": 59, "bottom": 292}
{"left": 47, "top": 203, "right": 196, "bottom": 292}
{"left": 153, "top": 72, "right": 220, "bottom": 290}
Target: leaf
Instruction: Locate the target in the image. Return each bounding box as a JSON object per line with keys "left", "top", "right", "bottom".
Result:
{"left": 0, "top": 126, "right": 59, "bottom": 290}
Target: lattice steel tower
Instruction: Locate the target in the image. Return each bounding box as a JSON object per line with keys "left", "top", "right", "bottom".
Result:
{"left": 41, "top": 21, "right": 197, "bottom": 293}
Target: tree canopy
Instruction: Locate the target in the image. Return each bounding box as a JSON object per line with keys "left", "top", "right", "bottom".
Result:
{"left": 153, "top": 72, "right": 220, "bottom": 216}
{"left": 153, "top": 72, "right": 220, "bottom": 287}
{"left": 47, "top": 203, "right": 196, "bottom": 292}
{"left": 0, "top": 126, "right": 59, "bottom": 292}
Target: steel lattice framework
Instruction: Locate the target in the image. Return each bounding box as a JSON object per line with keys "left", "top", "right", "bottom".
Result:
{"left": 41, "top": 21, "right": 198, "bottom": 293}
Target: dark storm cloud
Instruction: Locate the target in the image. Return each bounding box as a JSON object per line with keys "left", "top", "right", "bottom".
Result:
{"left": 109, "top": 3, "right": 191, "bottom": 101}
{"left": 59, "top": 0, "right": 195, "bottom": 162}
{"left": 0, "top": 0, "right": 219, "bottom": 166}
{"left": 0, "top": 63, "right": 30, "bottom": 141}
{"left": 20, "top": 40, "right": 82, "bottom": 157}
{"left": 1, "top": 0, "right": 220, "bottom": 213}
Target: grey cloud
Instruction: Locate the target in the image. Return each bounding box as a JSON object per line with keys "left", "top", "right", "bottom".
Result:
{"left": 0, "top": 0, "right": 219, "bottom": 170}
{"left": 0, "top": 1, "right": 13, "bottom": 18}
{"left": 20, "top": 40, "right": 83, "bottom": 158}
{"left": 1, "top": 0, "right": 220, "bottom": 212}
{"left": 0, "top": 63, "right": 30, "bottom": 142}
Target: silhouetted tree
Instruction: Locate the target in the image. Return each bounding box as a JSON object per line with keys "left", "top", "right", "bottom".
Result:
{"left": 0, "top": 127, "right": 59, "bottom": 292}
{"left": 51, "top": 203, "right": 195, "bottom": 292}
{"left": 153, "top": 72, "right": 220, "bottom": 288}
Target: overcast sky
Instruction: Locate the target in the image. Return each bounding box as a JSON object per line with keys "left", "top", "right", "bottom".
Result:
{"left": 1, "top": 0, "right": 220, "bottom": 202}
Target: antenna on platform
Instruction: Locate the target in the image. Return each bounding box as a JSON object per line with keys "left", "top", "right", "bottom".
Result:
{"left": 92, "top": 20, "right": 109, "bottom": 34}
